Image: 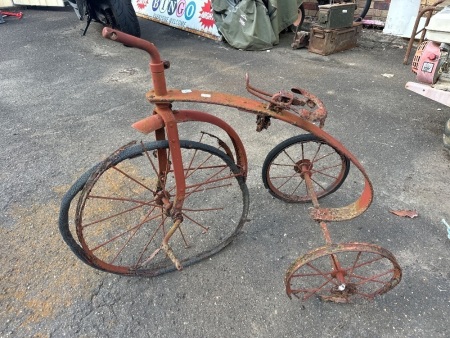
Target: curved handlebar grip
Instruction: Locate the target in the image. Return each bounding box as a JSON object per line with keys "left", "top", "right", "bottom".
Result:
{"left": 101, "top": 27, "right": 162, "bottom": 64}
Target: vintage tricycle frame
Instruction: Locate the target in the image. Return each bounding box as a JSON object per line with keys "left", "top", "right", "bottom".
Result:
{"left": 59, "top": 28, "right": 401, "bottom": 303}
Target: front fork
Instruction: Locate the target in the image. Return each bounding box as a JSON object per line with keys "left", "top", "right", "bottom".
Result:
{"left": 153, "top": 105, "right": 186, "bottom": 270}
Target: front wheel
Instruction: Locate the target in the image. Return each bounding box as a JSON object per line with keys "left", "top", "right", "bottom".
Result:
{"left": 59, "top": 140, "right": 249, "bottom": 276}
{"left": 95, "top": 0, "right": 141, "bottom": 37}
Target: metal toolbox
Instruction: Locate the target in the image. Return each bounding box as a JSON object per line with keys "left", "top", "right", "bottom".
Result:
{"left": 318, "top": 3, "right": 356, "bottom": 29}
{"left": 308, "top": 23, "right": 362, "bottom": 56}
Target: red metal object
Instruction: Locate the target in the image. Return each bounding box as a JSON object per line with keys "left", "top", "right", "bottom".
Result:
{"left": 284, "top": 243, "right": 402, "bottom": 302}
{"left": 58, "top": 28, "right": 401, "bottom": 302}
{"left": 132, "top": 110, "right": 249, "bottom": 179}
{"left": 144, "top": 86, "right": 374, "bottom": 223}
{"left": 1, "top": 10, "right": 23, "bottom": 19}
{"left": 104, "top": 26, "right": 374, "bottom": 256}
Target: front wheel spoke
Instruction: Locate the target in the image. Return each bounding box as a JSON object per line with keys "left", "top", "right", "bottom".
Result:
{"left": 82, "top": 201, "right": 155, "bottom": 228}
{"left": 182, "top": 212, "right": 210, "bottom": 233}
{"left": 184, "top": 147, "right": 201, "bottom": 178}
{"left": 184, "top": 152, "right": 214, "bottom": 180}
{"left": 177, "top": 224, "right": 190, "bottom": 247}
{"left": 111, "top": 206, "right": 163, "bottom": 263}
{"left": 166, "top": 164, "right": 230, "bottom": 197}
{"left": 182, "top": 206, "right": 224, "bottom": 212}
{"left": 185, "top": 176, "right": 235, "bottom": 199}
{"left": 134, "top": 215, "right": 168, "bottom": 268}
{"left": 142, "top": 142, "right": 161, "bottom": 177}
{"left": 112, "top": 166, "right": 156, "bottom": 193}
{"left": 88, "top": 194, "right": 156, "bottom": 207}
{"left": 91, "top": 207, "right": 163, "bottom": 253}
{"left": 184, "top": 165, "right": 230, "bottom": 195}
{"left": 185, "top": 182, "right": 232, "bottom": 198}
{"left": 110, "top": 213, "right": 151, "bottom": 264}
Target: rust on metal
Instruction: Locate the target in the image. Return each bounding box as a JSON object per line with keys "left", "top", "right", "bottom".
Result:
{"left": 284, "top": 243, "right": 403, "bottom": 302}
{"left": 132, "top": 109, "right": 248, "bottom": 179}
{"left": 145, "top": 87, "right": 373, "bottom": 222}
{"left": 59, "top": 29, "right": 402, "bottom": 300}
{"left": 200, "top": 131, "right": 235, "bottom": 163}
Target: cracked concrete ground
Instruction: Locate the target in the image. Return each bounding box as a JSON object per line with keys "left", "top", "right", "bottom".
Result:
{"left": 1, "top": 5, "right": 449, "bottom": 338}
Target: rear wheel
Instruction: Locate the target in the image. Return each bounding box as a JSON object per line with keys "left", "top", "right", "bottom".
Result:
{"left": 262, "top": 134, "right": 350, "bottom": 203}
{"left": 285, "top": 243, "right": 402, "bottom": 302}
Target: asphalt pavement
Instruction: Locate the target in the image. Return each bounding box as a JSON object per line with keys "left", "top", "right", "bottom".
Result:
{"left": 1, "top": 5, "right": 449, "bottom": 338}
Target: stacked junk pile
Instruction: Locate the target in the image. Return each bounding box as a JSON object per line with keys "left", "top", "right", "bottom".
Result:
{"left": 212, "top": 0, "right": 371, "bottom": 55}
{"left": 302, "top": 1, "right": 362, "bottom": 55}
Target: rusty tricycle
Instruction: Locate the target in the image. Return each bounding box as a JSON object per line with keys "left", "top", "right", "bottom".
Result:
{"left": 59, "top": 28, "right": 402, "bottom": 303}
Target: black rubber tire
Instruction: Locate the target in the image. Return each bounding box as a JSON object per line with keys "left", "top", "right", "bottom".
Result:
{"left": 289, "top": 4, "right": 305, "bottom": 32}
{"left": 100, "top": 0, "right": 141, "bottom": 37}
{"left": 262, "top": 134, "right": 350, "bottom": 203}
{"left": 354, "top": 0, "right": 372, "bottom": 22}
{"left": 59, "top": 140, "right": 249, "bottom": 277}
{"left": 298, "top": 4, "right": 305, "bottom": 29}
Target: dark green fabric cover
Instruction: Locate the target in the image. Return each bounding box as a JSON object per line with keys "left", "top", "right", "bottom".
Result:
{"left": 212, "top": 0, "right": 304, "bottom": 50}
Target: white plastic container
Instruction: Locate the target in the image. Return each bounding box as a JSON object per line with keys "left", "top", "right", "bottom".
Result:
{"left": 426, "top": 6, "right": 450, "bottom": 43}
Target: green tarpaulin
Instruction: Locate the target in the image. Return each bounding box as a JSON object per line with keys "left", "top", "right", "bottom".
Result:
{"left": 212, "top": 0, "right": 304, "bottom": 50}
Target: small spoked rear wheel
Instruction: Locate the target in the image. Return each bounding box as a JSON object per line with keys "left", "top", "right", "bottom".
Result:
{"left": 285, "top": 243, "right": 402, "bottom": 303}
{"left": 262, "top": 134, "right": 350, "bottom": 203}
{"left": 62, "top": 140, "right": 249, "bottom": 276}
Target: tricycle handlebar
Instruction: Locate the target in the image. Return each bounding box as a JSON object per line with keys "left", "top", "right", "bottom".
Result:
{"left": 102, "top": 27, "right": 162, "bottom": 65}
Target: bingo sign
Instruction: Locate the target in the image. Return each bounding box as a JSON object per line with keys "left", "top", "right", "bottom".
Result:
{"left": 133, "top": 0, "right": 221, "bottom": 40}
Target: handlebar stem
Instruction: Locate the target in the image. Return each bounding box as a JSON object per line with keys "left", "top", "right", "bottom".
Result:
{"left": 102, "top": 27, "right": 168, "bottom": 96}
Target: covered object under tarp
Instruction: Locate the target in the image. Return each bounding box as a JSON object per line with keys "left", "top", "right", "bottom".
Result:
{"left": 212, "top": 0, "right": 304, "bottom": 50}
